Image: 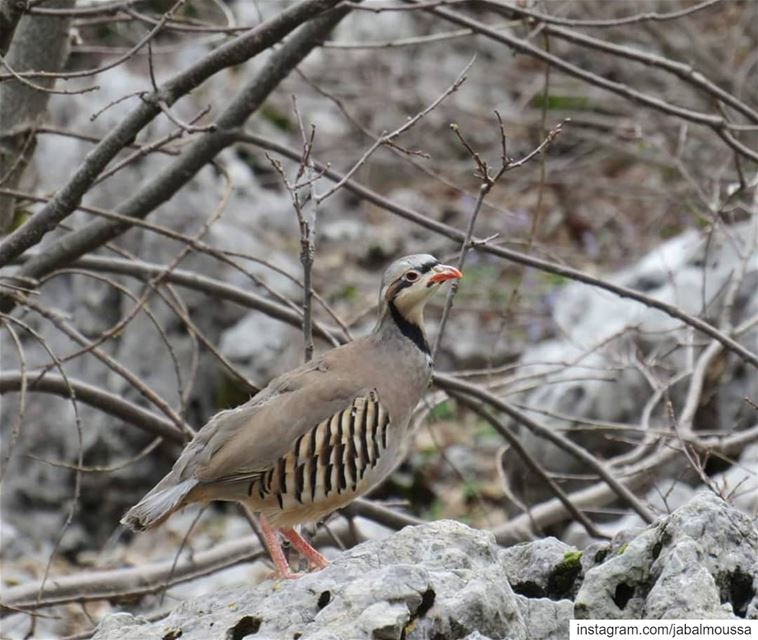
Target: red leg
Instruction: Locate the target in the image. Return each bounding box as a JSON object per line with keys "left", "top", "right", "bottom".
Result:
{"left": 259, "top": 515, "right": 299, "bottom": 579}
{"left": 281, "top": 528, "right": 328, "bottom": 570}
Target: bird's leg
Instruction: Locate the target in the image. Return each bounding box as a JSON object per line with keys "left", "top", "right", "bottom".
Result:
{"left": 280, "top": 527, "right": 328, "bottom": 570}
{"left": 259, "top": 514, "right": 300, "bottom": 579}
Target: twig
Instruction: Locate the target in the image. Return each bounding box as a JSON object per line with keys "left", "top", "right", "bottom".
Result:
{"left": 30, "top": 437, "right": 163, "bottom": 474}
{"left": 434, "top": 372, "right": 657, "bottom": 523}
{"left": 240, "top": 132, "right": 758, "bottom": 370}
{"left": 323, "top": 25, "right": 508, "bottom": 49}
{"left": 158, "top": 507, "right": 206, "bottom": 605}
{"left": 267, "top": 96, "right": 320, "bottom": 362}
{"left": 91, "top": 106, "right": 211, "bottom": 185}
{"left": 433, "top": 116, "right": 566, "bottom": 355}
{"left": 155, "top": 100, "right": 217, "bottom": 134}
{"left": 484, "top": 0, "right": 722, "bottom": 28}
{"left": 0, "top": 53, "right": 99, "bottom": 95}
{"left": 0, "top": 321, "right": 26, "bottom": 482}
{"left": 453, "top": 393, "right": 609, "bottom": 540}
{"left": 27, "top": 0, "right": 141, "bottom": 18}
{"left": 0, "top": 372, "right": 184, "bottom": 443}
{"left": 35, "top": 125, "right": 179, "bottom": 155}
{"left": 0, "top": 0, "right": 344, "bottom": 271}
{"left": 344, "top": 0, "right": 465, "bottom": 11}
{"left": 314, "top": 55, "right": 475, "bottom": 204}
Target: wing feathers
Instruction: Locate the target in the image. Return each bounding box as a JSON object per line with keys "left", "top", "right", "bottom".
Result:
{"left": 189, "top": 391, "right": 392, "bottom": 516}
{"left": 220, "top": 394, "right": 391, "bottom": 508}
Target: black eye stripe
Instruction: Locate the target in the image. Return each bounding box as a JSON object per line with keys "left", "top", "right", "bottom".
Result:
{"left": 392, "top": 279, "right": 414, "bottom": 293}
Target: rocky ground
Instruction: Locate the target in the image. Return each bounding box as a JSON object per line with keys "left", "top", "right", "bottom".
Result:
{"left": 90, "top": 493, "right": 757, "bottom": 640}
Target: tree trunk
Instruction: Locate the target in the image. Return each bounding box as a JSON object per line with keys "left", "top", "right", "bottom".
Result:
{"left": 0, "top": 0, "right": 74, "bottom": 233}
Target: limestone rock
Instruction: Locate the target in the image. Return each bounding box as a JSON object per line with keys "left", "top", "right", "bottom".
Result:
{"left": 575, "top": 493, "right": 758, "bottom": 619}
{"left": 501, "top": 537, "right": 583, "bottom": 600}
{"left": 86, "top": 494, "right": 758, "bottom": 639}
{"left": 93, "top": 521, "right": 529, "bottom": 640}
{"left": 502, "top": 222, "right": 758, "bottom": 506}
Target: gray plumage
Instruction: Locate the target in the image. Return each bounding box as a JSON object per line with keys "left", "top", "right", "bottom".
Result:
{"left": 122, "top": 254, "right": 461, "bottom": 532}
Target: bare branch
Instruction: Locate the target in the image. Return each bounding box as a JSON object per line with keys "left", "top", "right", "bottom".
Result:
{"left": 418, "top": 2, "right": 758, "bottom": 161}
{"left": 0, "top": 0, "right": 345, "bottom": 271}
{"left": 241, "top": 133, "right": 758, "bottom": 370}
{"left": 0, "top": 371, "right": 184, "bottom": 443}
{"left": 434, "top": 372, "right": 657, "bottom": 523}
{"left": 484, "top": 0, "right": 723, "bottom": 28}
{"left": 314, "top": 55, "right": 475, "bottom": 204}
{"left": 433, "top": 116, "right": 566, "bottom": 355}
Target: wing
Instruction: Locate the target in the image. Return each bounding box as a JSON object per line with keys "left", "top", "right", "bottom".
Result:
{"left": 212, "top": 390, "right": 392, "bottom": 510}
{"left": 169, "top": 344, "right": 383, "bottom": 486}
{"left": 194, "top": 376, "right": 366, "bottom": 482}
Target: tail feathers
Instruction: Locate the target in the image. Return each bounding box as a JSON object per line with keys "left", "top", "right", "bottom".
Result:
{"left": 121, "top": 478, "right": 197, "bottom": 532}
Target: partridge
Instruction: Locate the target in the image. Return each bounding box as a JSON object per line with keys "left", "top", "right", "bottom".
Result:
{"left": 122, "top": 254, "right": 462, "bottom": 578}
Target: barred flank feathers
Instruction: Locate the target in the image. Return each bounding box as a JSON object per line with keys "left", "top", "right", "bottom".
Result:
{"left": 120, "top": 478, "right": 197, "bottom": 531}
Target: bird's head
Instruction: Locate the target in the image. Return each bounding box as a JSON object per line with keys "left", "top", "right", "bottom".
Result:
{"left": 379, "top": 254, "right": 462, "bottom": 327}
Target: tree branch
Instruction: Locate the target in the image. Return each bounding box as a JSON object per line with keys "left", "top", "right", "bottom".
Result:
{"left": 0, "top": 0, "right": 344, "bottom": 268}
{"left": 0, "top": 371, "right": 184, "bottom": 443}
{"left": 0, "top": 2, "right": 350, "bottom": 321}
{"left": 434, "top": 372, "right": 657, "bottom": 523}
{"left": 240, "top": 133, "right": 758, "bottom": 370}
{"left": 418, "top": 1, "right": 758, "bottom": 162}
{"left": 12, "top": 253, "right": 342, "bottom": 345}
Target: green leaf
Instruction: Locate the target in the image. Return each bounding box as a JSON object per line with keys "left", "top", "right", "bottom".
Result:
{"left": 531, "top": 94, "right": 591, "bottom": 111}
{"left": 429, "top": 400, "right": 454, "bottom": 420}
{"left": 10, "top": 209, "right": 31, "bottom": 231}
{"left": 259, "top": 104, "right": 294, "bottom": 132}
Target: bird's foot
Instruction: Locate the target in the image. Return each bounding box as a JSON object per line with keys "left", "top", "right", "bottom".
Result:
{"left": 281, "top": 528, "right": 329, "bottom": 571}
{"left": 259, "top": 515, "right": 303, "bottom": 580}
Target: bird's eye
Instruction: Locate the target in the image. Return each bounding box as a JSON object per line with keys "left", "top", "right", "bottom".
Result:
{"left": 404, "top": 271, "right": 420, "bottom": 282}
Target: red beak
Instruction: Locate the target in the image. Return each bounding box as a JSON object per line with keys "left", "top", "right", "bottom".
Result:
{"left": 428, "top": 264, "right": 463, "bottom": 283}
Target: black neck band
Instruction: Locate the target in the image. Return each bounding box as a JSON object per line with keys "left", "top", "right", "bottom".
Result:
{"left": 388, "top": 301, "right": 430, "bottom": 356}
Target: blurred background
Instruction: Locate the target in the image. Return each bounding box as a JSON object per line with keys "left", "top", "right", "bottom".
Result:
{"left": 0, "top": 0, "right": 756, "bottom": 637}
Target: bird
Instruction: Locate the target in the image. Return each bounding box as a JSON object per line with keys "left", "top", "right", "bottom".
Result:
{"left": 121, "top": 254, "right": 462, "bottom": 578}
